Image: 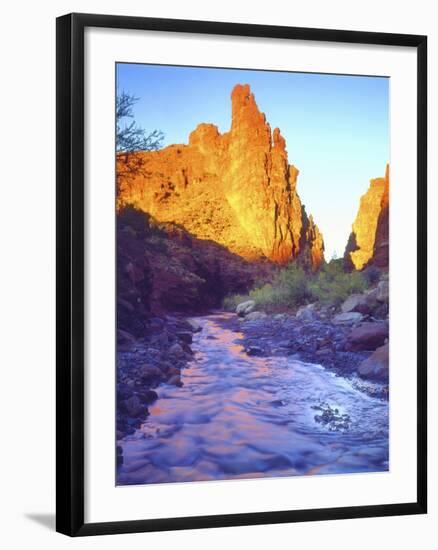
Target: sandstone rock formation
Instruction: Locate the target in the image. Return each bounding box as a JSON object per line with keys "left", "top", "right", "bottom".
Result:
{"left": 371, "top": 168, "right": 389, "bottom": 268}
{"left": 117, "top": 84, "right": 324, "bottom": 269}
{"left": 299, "top": 211, "right": 325, "bottom": 271}
{"left": 344, "top": 165, "right": 389, "bottom": 270}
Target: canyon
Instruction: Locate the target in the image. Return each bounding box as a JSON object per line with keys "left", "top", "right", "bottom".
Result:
{"left": 117, "top": 84, "right": 324, "bottom": 270}
{"left": 116, "top": 84, "right": 390, "bottom": 483}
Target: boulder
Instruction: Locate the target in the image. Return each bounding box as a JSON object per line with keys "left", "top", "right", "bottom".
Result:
{"left": 157, "top": 360, "right": 172, "bottom": 374}
{"left": 246, "top": 345, "right": 263, "bottom": 356}
{"left": 167, "top": 374, "right": 183, "bottom": 387}
{"left": 244, "top": 311, "right": 268, "bottom": 321}
{"left": 169, "top": 342, "right": 185, "bottom": 358}
{"left": 123, "top": 395, "right": 143, "bottom": 417}
{"left": 146, "top": 347, "right": 161, "bottom": 359}
{"left": 140, "top": 364, "right": 163, "bottom": 382}
{"left": 364, "top": 287, "right": 379, "bottom": 308}
{"left": 358, "top": 343, "right": 389, "bottom": 382}
{"left": 177, "top": 331, "right": 193, "bottom": 344}
{"left": 341, "top": 293, "right": 370, "bottom": 314}
{"left": 296, "top": 304, "right": 318, "bottom": 322}
{"left": 318, "top": 304, "right": 336, "bottom": 319}
{"left": 273, "top": 313, "right": 288, "bottom": 320}
{"left": 377, "top": 280, "right": 389, "bottom": 303}
{"left": 236, "top": 300, "right": 256, "bottom": 317}
{"left": 166, "top": 366, "right": 180, "bottom": 377}
{"left": 333, "top": 312, "right": 364, "bottom": 325}
{"left": 374, "top": 303, "right": 389, "bottom": 319}
{"left": 180, "top": 341, "right": 193, "bottom": 355}
{"left": 139, "top": 389, "right": 158, "bottom": 405}
{"left": 187, "top": 319, "right": 202, "bottom": 332}
{"left": 346, "top": 322, "right": 389, "bottom": 351}
{"left": 152, "top": 330, "right": 170, "bottom": 347}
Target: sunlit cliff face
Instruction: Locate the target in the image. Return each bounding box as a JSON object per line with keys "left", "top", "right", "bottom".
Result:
{"left": 344, "top": 165, "right": 389, "bottom": 270}
{"left": 117, "top": 84, "right": 324, "bottom": 269}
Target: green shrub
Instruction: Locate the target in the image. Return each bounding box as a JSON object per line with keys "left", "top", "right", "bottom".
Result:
{"left": 223, "top": 259, "right": 371, "bottom": 313}
{"left": 273, "top": 265, "right": 310, "bottom": 307}
{"left": 246, "top": 265, "right": 310, "bottom": 311}
{"left": 308, "top": 263, "right": 368, "bottom": 306}
{"left": 249, "top": 283, "right": 286, "bottom": 311}
{"left": 222, "top": 265, "right": 310, "bottom": 312}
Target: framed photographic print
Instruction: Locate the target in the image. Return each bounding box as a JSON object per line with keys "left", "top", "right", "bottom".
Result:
{"left": 56, "top": 13, "right": 427, "bottom": 536}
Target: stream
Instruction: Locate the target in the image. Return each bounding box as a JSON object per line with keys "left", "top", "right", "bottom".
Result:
{"left": 117, "top": 313, "right": 389, "bottom": 485}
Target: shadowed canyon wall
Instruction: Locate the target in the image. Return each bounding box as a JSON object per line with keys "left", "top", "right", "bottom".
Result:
{"left": 117, "top": 207, "right": 273, "bottom": 328}
{"left": 117, "top": 84, "right": 324, "bottom": 269}
{"left": 344, "top": 165, "right": 389, "bottom": 270}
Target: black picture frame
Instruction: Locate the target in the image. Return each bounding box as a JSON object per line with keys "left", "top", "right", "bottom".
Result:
{"left": 56, "top": 12, "right": 427, "bottom": 537}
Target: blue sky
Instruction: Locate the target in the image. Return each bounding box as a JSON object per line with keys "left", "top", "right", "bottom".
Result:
{"left": 117, "top": 63, "right": 389, "bottom": 259}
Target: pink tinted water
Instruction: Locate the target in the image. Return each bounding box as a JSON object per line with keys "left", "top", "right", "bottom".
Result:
{"left": 117, "top": 313, "right": 388, "bottom": 485}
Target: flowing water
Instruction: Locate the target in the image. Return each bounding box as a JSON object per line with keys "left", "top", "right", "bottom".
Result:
{"left": 117, "top": 313, "right": 389, "bottom": 485}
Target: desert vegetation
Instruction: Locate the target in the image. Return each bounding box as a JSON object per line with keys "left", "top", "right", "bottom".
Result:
{"left": 223, "top": 260, "right": 377, "bottom": 313}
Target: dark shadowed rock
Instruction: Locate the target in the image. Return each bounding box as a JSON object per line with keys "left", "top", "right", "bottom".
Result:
{"left": 358, "top": 343, "right": 389, "bottom": 382}
{"left": 123, "top": 395, "right": 143, "bottom": 417}
{"left": 177, "top": 331, "right": 193, "bottom": 344}
{"left": 166, "top": 366, "right": 181, "bottom": 377}
{"left": 117, "top": 445, "right": 124, "bottom": 466}
{"left": 246, "top": 345, "right": 263, "bottom": 356}
{"left": 169, "top": 342, "right": 185, "bottom": 358}
{"left": 116, "top": 207, "right": 271, "bottom": 322}
{"left": 167, "top": 374, "right": 183, "bottom": 387}
{"left": 152, "top": 331, "right": 170, "bottom": 346}
{"left": 140, "top": 364, "right": 163, "bottom": 382}
{"left": 139, "top": 389, "right": 158, "bottom": 405}
{"left": 377, "top": 279, "right": 389, "bottom": 303}
{"left": 346, "top": 322, "right": 389, "bottom": 351}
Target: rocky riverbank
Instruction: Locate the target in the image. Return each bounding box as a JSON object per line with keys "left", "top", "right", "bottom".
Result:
{"left": 116, "top": 315, "right": 199, "bottom": 449}
{"left": 233, "top": 314, "right": 388, "bottom": 396}
{"left": 229, "top": 282, "right": 390, "bottom": 399}
{"left": 117, "top": 280, "right": 389, "bottom": 469}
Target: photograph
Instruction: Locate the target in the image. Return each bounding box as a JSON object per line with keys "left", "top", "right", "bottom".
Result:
{"left": 115, "top": 64, "right": 390, "bottom": 486}
{"left": 0, "top": 1, "right": 430, "bottom": 545}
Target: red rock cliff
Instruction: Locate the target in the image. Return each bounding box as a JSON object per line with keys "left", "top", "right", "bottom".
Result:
{"left": 344, "top": 165, "right": 389, "bottom": 270}
{"left": 117, "top": 84, "right": 324, "bottom": 268}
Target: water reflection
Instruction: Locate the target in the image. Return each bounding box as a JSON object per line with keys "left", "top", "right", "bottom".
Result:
{"left": 117, "top": 313, "right": 389, "bottom": 485}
